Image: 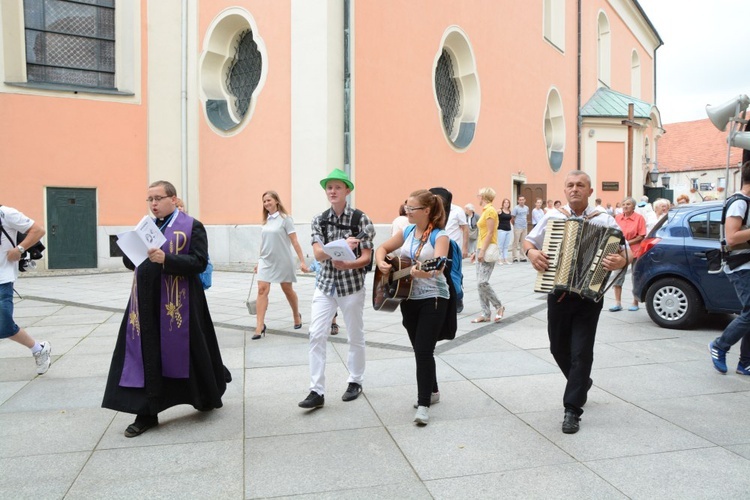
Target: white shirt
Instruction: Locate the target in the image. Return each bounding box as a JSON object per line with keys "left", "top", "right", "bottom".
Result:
{"left": 400, "top": 228, "right": 449, "bottom": 299}
{"left": 0, "top": 206, "right": 35, "bottom": 284}
{"left": 725, "top": 194, "right": 750, "bottom": 274}
{"left": 531, "top": 208, "right": 545, "bottom": 225}
{"left": 633, "top": 204, "right": 657, "bottom": 234}
{"left": 445, "top": 204, "right": 468, "bottom": 248}
{"left": 526, "top": 205, "right": 626, "bottom": 252}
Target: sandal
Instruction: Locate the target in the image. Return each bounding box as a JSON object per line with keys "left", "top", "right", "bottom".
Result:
{"left": 330, "top": 323, "right": 339, "bottom": 335}
{"left": 494, "top": 306, "right": 505, "bottom": 322}
{"left": 124, "top": 417, "right": 158, "bottom": 438}
{"left": 471, "top": 316, "right": 490, "bottom": 323}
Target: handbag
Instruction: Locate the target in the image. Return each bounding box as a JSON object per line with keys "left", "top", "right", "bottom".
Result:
{"left": 245, "top": 272, "right": 257, "bottom": 315}
{"left": 483, "top": 243, "right": 500, "bottom": 263}
{"left": 468, "top": 215, "right": 478, "bottom": 241}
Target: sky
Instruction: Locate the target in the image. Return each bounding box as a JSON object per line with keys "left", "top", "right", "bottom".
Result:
{"left": 636, "top": 0, "right": 750, "bottom": 124}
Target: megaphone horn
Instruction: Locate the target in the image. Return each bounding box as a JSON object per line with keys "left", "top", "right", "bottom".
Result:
{"left": 730, "top": 131, "right": 750, "bottom": 150}
{"left": 706, "top": 94, "right": 750, "bottom": 131}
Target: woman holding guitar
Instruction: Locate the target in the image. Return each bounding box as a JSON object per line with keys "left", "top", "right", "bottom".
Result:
{"left": 375, "top": 190, "right": 449, "bottom": 426}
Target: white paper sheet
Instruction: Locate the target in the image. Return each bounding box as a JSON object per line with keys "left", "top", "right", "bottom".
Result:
{"left": 322, "top": 238, "right": 357, "bottom": 261}
{"left": 116, "top": 231, "right": 149, "bottom": 266}
{"left": 134, "top": 215, "right": 166, "bottom": 249}
{"left": 116, "top": 216, "right": 167, "bottom": 266}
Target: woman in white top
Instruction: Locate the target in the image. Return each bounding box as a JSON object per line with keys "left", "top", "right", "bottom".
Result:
{"left": 252, "top": 191, "right": 310, "bottom": 340}
{"left": 375, "top": 189, "right": 449, "bottom": 426}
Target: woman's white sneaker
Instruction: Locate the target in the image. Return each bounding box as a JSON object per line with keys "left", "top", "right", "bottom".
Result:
{"left": 414, "top": 405, "right": 429, "bottom": 426}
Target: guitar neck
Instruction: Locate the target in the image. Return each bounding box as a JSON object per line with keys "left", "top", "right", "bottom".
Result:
{"left": 391, "top": 266, "right": 414, "bottom": 281}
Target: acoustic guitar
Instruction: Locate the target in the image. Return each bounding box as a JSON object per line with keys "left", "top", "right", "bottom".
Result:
{"left": 372, "top": 255, "right": 446, "bottom": 312}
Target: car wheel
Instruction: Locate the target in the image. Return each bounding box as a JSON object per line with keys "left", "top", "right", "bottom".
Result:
{"left": 645, "top": 277, "right": 703, "bottom": 329}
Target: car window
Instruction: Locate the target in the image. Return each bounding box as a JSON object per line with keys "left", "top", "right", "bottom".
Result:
{"left": 688, "top": 210, "right": 722, "bottom": 240}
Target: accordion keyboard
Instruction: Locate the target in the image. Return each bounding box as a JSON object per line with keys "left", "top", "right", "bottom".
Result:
{"left": 534, "top": 219, "right": 566, "bottom": 293}
{"left": 534, "top": 217, "right": 623, "bottom": 302}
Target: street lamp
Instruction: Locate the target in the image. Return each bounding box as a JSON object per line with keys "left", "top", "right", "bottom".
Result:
{"left": 648, "top": 164, "right": 659, "bottom": 185}
{"left": 661, "top": 171, "right": 671, "bottom": 189}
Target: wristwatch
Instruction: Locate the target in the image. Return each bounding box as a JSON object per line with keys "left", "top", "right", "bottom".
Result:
{"left": 16, "top": 245, "right": 25, "bottom": 254}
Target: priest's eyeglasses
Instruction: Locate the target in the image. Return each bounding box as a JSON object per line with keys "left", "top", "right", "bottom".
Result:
{"left": 146, "top": 195, "right": 171, "bottom": 203}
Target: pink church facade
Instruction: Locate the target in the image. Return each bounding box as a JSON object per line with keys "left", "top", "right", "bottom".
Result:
{"left": 0, "top": 0, "right": 661, "bottom": 269}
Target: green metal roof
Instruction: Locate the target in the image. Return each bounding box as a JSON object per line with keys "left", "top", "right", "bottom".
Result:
{"left": 580, "top": 87, "right": 653, "bottom": 119}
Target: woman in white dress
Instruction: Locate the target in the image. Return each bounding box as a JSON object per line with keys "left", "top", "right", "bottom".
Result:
{"left": 252, "top": 191, "right": 310, "bottom": 340}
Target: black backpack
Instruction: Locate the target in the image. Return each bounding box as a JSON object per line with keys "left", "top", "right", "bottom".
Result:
{"left": 0, "top": 207, "right": 46, "bottom": 272}
{"left": 319, "top": 208, "right": 373, "bottom": 271}
{"left": 707, "top": 193, "right": 750, "bottom": 273}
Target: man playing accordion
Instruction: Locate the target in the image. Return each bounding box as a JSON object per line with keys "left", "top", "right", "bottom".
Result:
{"left": 523, "top": 170, "right": 630, "bottom": 434}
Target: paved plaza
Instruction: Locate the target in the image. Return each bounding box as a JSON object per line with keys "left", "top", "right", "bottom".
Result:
{"left": 1, "top": 260, "right": 749, "bottom": 499}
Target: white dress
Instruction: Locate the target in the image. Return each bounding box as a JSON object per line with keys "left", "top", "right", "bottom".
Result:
{"left": 257, "top": 214, "right": 297, "bottom": 283}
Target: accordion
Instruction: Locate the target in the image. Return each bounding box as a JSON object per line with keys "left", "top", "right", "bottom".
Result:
{"left": 534, "top": 218, "right": 624, "bottom": 301}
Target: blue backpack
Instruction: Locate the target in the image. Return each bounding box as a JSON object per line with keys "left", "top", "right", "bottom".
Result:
{"left": 403, "top": 225, "right": 463, "bottom": 300}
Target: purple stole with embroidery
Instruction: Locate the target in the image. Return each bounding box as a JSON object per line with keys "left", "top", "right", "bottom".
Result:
{"left": 120, "top": 210, "right": 193, "bottom": 387}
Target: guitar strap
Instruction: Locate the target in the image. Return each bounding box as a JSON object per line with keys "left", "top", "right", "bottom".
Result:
{"left": 412, "top": 224, "right": 433, "bottom": 261}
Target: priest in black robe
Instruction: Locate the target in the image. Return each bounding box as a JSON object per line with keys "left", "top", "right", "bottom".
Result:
{"left": 103, "top": 180, "right": 230, "bottom": 437}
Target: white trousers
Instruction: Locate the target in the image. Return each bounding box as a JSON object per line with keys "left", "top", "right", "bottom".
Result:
{"left": 308, "top": 287, "right": 366, "bottom": 395}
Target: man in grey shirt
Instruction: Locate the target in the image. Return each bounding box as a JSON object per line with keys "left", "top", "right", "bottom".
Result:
{"left": 510, "top": 196, "right": 529, "bottom": 262}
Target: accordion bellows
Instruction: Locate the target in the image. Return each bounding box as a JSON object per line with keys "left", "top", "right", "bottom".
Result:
{"left": 535, "top": 218, "right": 624, "bottom": 302}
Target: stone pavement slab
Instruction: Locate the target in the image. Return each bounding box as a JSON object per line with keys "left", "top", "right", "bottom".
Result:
{"left": 585, "top": 447, "right": 750, "bottom": 499}
{"left": 425, "top": 462, "right": 627, "bottom": 500}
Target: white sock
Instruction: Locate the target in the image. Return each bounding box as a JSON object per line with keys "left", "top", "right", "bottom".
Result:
{"left": 31, "top": 342, "right": 42, "bottom": 354}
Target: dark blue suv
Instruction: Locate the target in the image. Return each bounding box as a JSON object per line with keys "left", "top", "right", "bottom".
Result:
{"left": 633, "top": 201, "right": 740, "bottom": 329}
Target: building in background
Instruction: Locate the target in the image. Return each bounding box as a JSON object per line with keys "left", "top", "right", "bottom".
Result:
{"left": 657, "top": 118, "right": 743, "bottom": 203}
{"left": 0, "top": 0, "right": 662, "bottom": 269}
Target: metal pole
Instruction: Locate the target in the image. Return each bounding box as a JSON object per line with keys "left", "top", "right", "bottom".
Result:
{"left": 626, "top": 103, "right": 634, "bottom": 198}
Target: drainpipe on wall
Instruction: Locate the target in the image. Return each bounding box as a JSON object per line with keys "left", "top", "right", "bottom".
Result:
{"left": 576, "top": 0, "right": 582, "bottom": 169}
{"left": 343, "top": 0, "right": 352, "bottom": 180}
{"left": 181, "top": 0, "right": 189, "bottom": 204}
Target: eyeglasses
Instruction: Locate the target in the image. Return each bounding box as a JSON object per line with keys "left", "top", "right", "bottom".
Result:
{"left": 404, "top": 206, "right": 425, "bottom": 213}
{"left": 146, "top": 195, "right": 171, "bottom": 203}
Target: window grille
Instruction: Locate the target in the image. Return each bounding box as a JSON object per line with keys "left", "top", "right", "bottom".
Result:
{"left": 226, "top": 29, "right": 262, "bottom": 120}
{"left": 434, "top": 49, "right": 460, "bottom": 137}
{"left": 23, "top": 0, "right": 115, "bottom": 89}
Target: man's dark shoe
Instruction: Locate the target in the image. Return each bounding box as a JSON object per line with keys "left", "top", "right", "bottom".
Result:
{"left": 342, "top": 382, "right": 362, "bottom": 402}
{"left": 298, "top": 391, "right": 324, "bottom": 409}
{"left": 562, "top": 410, "right": 580, "bottom": 434}
{"left": 124, "top": 416, "right": 158, "bottom": 438}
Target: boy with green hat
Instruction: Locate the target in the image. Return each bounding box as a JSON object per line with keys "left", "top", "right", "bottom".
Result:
{"left": 299, "top": 168, "right": 375, "bottom": 409}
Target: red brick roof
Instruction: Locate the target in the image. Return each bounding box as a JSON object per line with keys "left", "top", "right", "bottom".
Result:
{"left": 658, "top": 118, "right": 744, "bottom": 172}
